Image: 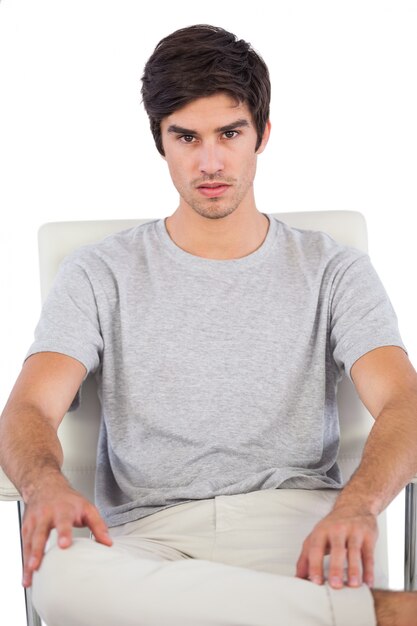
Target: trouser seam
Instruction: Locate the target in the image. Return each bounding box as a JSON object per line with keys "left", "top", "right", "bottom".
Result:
{"left": 324, "top": 584, "right": 337, "bottom": 626}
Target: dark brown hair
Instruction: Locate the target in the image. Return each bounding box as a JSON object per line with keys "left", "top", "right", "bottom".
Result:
{"left": 140, "top": 24, "right": 271, "bottom": 156}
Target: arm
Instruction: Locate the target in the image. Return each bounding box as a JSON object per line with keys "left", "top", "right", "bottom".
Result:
{"left": 296, "top": 345, "right": 417, "bottom": 589}
{"left": 0, "top": 352, "right": 113, "bottom": 588}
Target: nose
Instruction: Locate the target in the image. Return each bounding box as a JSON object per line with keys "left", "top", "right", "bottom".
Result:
{"left": 198, "top": 142, "right": 225, "bottom": 176}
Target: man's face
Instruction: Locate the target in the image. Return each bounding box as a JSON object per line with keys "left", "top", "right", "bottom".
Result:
{"left": 160, "top": 92, "right": 270, "bottom": 220}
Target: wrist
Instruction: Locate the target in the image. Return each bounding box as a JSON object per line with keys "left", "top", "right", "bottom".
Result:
{"left": 332, "top": 488, "right": 381, "bottom": 517}
{"left": 22, "top": 467, "right": 69, "bottom": 504}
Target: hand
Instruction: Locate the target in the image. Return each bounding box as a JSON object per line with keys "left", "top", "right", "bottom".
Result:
{"left": 295, "top": 506, "right": 378, "bottom": 589}
{"left": 21, "top": 475, "right": 113, "bottom": 588}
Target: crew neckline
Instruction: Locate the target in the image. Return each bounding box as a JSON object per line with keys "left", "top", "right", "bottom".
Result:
{"left": 155, "top": 212, "right": 277, "bottom": 269}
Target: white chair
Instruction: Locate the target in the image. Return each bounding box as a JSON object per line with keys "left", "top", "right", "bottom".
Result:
{"left": 0, "top": 211, "right": 416, "bottom": 626}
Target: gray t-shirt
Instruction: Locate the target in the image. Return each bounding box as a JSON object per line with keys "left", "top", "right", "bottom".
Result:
{"left": 26, "top": 214, "right": 406, "bottom": 527}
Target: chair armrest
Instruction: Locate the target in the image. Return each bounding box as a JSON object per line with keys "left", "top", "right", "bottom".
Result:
{"left": 0, "top": 467, "right": 21, "bottom": 501}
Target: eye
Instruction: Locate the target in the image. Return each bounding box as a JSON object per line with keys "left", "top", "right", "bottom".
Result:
{"left": 223, "top": 130, "right": 239, "bottom": 139}
{"left": 179, "top": 135, "right": 196, "bottom": 143}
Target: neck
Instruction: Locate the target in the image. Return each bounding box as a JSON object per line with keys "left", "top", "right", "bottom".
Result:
{"left": 164, "top": 206, "right": 270, "bottom": 260}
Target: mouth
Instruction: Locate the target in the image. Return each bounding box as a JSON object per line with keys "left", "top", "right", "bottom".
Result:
{"left": 197, "top": 183, "right": 231, "bottom": 198}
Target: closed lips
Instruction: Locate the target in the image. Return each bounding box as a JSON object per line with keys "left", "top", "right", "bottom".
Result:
{"left": 197, "top": 183, "right": 231, "bottom": 197}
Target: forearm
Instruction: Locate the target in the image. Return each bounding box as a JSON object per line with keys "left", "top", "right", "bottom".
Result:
{"left": 0, "top": 401, "right": 68, "bottom": 502}
{"left": 334, "top": 390, "right": 417, "bottom": 516}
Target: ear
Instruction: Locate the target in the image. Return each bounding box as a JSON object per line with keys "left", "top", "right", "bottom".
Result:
{"left": 256, "top": 119, "right": 271, "bottom": 155}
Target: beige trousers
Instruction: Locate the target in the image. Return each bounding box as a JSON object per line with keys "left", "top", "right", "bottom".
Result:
{"left": 32, "top": 488, "right": 378, "bottom": 626}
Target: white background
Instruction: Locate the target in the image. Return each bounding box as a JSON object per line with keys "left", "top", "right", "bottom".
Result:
{"left": 0, "top": 0, "right": 416, "bottom": 623}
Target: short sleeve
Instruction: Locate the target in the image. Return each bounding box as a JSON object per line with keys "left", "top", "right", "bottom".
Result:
{"left": 25, "top": 252, "right": 104, "bottom": 409}
{"left": 330, "top": 252, "right": 407, "bottom": 380}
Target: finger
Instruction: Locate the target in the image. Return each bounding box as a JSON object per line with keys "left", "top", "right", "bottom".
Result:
{"left": 21, "top": 519, "right": 35, "bottom": 588}
{"left": 362, "top": 541, "right": 375, "bottom": 588}
{"left": 295, "top": 547, "right": 309, "bottom": 580}
{"left": 347, "top": 537, "right": 363, "bottom": 587}
{"left": 28, "top": 520, "right": 51, "bottom": 568}
{"left": 328, "top": 535, "right": 347, "bottom": 589}
{"left": 55, "top": 517, "right": 74, "bottom": 549}
{"left": 22, "top": 517, "right": 34, "bottom": 569}
{"left": 24, "top": 521, "right": 50, "bottom": 587}
{"left": 83, "top": 506, "right": 113, "bottom": 546}
{"left": 306, "top": 536, "right": 328, "bottom": 585}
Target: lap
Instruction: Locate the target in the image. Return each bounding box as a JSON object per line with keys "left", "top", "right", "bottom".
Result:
{"left": 105, "top": 488, "right": 340, "bottom": 576}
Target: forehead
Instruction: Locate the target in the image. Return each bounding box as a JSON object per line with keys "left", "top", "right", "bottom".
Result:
{"left": 160, "top": 93, "right": 254, "bottom": 133}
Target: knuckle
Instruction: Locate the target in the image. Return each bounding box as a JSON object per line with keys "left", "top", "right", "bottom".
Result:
{"left": 362, "top": 542, "right": 374, "bottom": 556}
{"left": 348, "top": 545, "right": 361, "bottom": 556}
{"left": 57, "top": 521, "right": 72, "bottom": 533}
{"left": 56, "top": 509, "right": 76, "bottom": 525}
{"left": 36, "top": 504, "right": 52, "bottom": 518}
{"left": 309, "top": 536, "right": 325, "bottom": 548}
{"left": 32, "top": 520, "right": 50, "bottom": 536}
{"left": 330, "top": 562, "right": 346, "bottom": 574}
{"left": 329, "top": 552, "right": 345, "bottom": 565}
{"left": 329, "top": 553, "right": 346, "bottom": 569}
{"left": 330, "top": 522, "right": 346, "bottom": 535}
{"left": 22, "top": 515, "right": 35, "bottom": 535}
{"left": 329, "top": 563, "right": 344, "bottom": 577}
{"left": 86, "top": 503, "right": 99, "bottom": 518}
{"left": 30, "top": 536, "right": 47, "bottom": 553}
{"left": 21, "top": 527, "right": 32, "bottom": 543}
{"left": 30, "top": 549, "right": 43, "bottom": 562}
{"left": 330, "top": 539, "right": 346, "bottom": 552}
{"left": 22, "top": 543, "right": 32, "bottom": 560}
{"left": 30, "top": 531, "right": 45, "bottom": 546}
{"left": 334, "top": 523, "right": 345, "bottom": 533}
{"left": 363, "top": 531, "right": 376, "bottom": 544}
{"left": 348, "top": 537, "right": 362, "bottom": 549}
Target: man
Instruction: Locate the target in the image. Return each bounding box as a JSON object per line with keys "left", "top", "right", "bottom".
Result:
{"left": 0, "top": 23, "right": 417, "bottom": 626}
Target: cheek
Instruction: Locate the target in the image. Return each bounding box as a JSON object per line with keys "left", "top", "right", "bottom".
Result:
{"left": 166, "top": 158, "right": 181, "bottom": 182}
{"left": 166, "top": 150, "right": 190, "bottom": 180}
{"left": 166, "top": 160, "right": 190, "bottom": 193}
{"left": 240, "top": 153, "right": 257, "bottom": 181}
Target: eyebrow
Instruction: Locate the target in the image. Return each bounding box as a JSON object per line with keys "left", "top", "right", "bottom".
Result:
{"left": 167, "top": 118, "right": 250, "bottom": 136}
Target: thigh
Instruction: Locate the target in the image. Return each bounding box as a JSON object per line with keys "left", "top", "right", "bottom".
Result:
{"left": 211, "top": 488, "right": 339, "bottom": 576}
{"left": 32, "top": 535, "right": 189, "bottom": 624}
